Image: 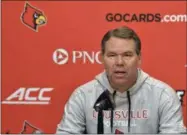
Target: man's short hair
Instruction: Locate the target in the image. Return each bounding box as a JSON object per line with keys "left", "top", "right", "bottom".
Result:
{"left": 101, "top": 26, "right": 141, "bottom": 55}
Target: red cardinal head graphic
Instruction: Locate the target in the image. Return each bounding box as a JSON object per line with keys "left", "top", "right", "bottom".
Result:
{"left": 21, "top": 2, "right": 46, "bottom": 32}
{"left": 20, "top": 120, "right": 42, "bottom": 134}
{"left": 115, "top": 129, "right": 124, "bottom": 134}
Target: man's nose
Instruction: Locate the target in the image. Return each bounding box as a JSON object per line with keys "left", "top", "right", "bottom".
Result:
{"left": 115, "top": 56, "right": 124, "bottom": 65}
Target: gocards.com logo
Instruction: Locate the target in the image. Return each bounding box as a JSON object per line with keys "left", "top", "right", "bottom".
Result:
{"left": 53, "top": 48, "right": 102, "bottom": 65}
{"left": 2, "top": 87, "right": 53, "bottom": 105}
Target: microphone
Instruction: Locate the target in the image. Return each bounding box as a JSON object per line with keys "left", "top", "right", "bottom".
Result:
{"left": 94, "top": 90, "right": 113, "bottom": 111}
{"left": 93, "top": 90, "right": 114, "bottom": 134}
{"left": 95, "top": 99, "right": 110, "bottom": 111}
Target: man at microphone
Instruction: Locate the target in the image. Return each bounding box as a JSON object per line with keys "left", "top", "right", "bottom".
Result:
{"left": 56, "top": 26, "right": 186, "bottom": 134}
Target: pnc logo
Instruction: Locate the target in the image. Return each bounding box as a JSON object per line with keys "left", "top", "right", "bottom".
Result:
{"left": 52, "top": 48, "right": 102, "bottom": 65}
{"left": 53, "top": 49, "right": 69, "bottom": 65}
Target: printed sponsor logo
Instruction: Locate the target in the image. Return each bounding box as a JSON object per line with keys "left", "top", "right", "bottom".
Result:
{"left": 53, "top": 49, "right": 69, "bottom": 65}
{"left": 2, "top": 87, "right": 53, "bottom": 105}
{"left": 53, "top": 48, "right": 102, "bottom": 65}
{"left": 106, "top": 13, "right": 187, "bottom": 23}
{"left": 21, "top": 2, "right": 47, "bottom": 32}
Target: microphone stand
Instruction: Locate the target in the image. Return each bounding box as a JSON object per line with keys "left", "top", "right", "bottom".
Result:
{"left": 97, "top": 109, "right": 104, "bottom": 134}
{"left": 93, "top": 91, "right": 113, "bottom": 134}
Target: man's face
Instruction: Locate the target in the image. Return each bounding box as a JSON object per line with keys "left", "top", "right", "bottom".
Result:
{"left": 102, "top": 37, "right": 141, "bottom": 89}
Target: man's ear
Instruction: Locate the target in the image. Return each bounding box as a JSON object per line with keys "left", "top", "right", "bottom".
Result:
{"left": 99, "top": 51, "right": 104, "bottom": 64}
{"left": 138, "top": 52, "right": 142, "bottom": 66}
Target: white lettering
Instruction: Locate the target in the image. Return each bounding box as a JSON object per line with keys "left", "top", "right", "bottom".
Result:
{"left": 83, "top": 51, "right": 94, "bottom": 64}
{"left": 72, "top": 51, "right": 82, "bottom": 63}
{"left": 38, "top": 88, "right": 53, "bottom": 101}
{"left": 25, "top": 88, "right": 39, "bottom": 101}
{"left": 95, "top": 51, "right": 102, "bottom": 64}
{"left": 6, "top": 87, "right": 25, "bottom": 101}
{"left": 2, "top": 87, "right": 53, "bottom": 105}
{"left": 72, "top": 50, "right": 102, "bottom": 64}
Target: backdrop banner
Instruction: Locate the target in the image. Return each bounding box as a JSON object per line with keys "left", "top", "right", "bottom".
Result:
{"left": 1, "top": 1, "right": 186, "bottom": 133}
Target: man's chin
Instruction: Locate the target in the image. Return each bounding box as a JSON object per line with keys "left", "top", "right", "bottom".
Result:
{"left": 112, "top": 79, "right": 128, "bottom": 87}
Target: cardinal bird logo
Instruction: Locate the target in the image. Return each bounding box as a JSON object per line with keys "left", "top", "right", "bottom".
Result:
{"left": 21, "top": 2, "right": 46, "bottom": 32}
{"left": 20, "top": 120, "right": 42, "bottom": 134}
{"left": 115, "top": 129, "right": 124, "bottom": 134}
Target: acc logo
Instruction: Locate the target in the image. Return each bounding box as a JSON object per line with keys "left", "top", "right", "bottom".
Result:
{"left": 53, "top": 48, "right": 102, "bottom": 65}
{"left": 21, "top": 2, "right": 47, "bottom": 32}
{"left": 2, "top": 87, "right": 53, "bottom": 105}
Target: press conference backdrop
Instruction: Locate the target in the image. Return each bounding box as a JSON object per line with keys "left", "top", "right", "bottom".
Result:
{"left": 1, "top": 1, "right": 186, "bottom": 134}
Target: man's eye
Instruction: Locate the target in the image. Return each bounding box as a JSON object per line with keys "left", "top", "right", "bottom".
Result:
{"left": 108, "top": 54, "right": 115, "bottom": 57}
{"left": 124, "top": 53, "right": 133, "bottom": 57}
